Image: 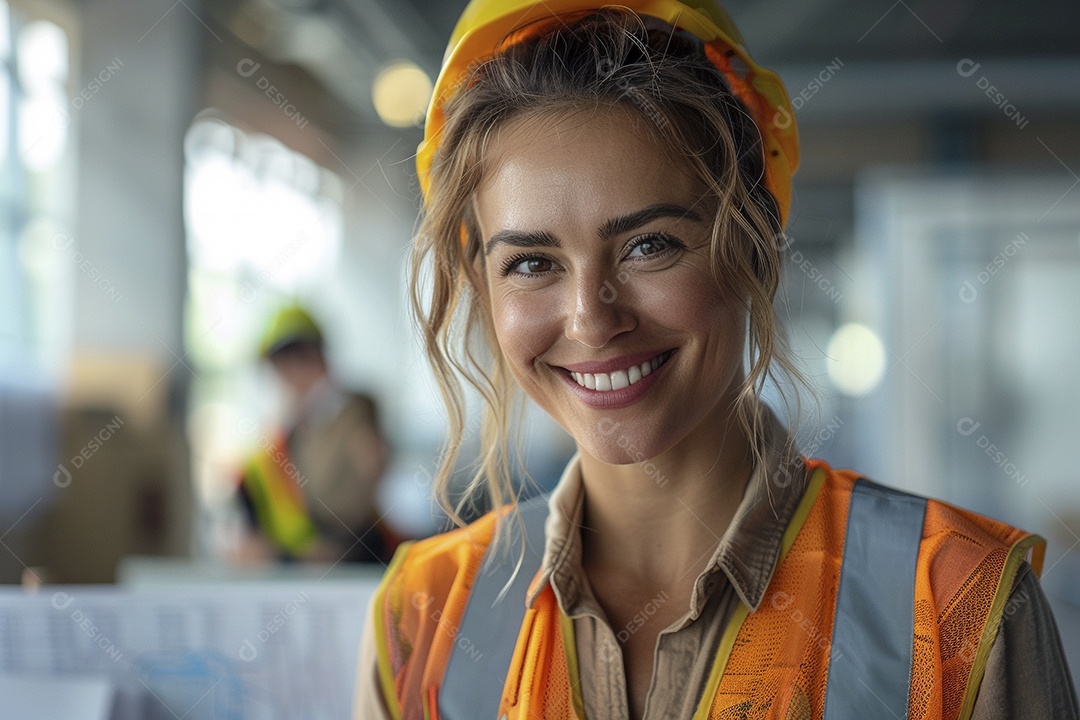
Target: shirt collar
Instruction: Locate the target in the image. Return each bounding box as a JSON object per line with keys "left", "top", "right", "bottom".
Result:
{"left": 525, "top": 404, "right": 809, "bottom": 615}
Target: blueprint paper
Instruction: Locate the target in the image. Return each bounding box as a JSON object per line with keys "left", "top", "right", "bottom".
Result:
{"left": 0, "top": 674, "right": 114, "bottom": 720}
{"left": 0, "top": 583, "right": 376, "bottom": 720}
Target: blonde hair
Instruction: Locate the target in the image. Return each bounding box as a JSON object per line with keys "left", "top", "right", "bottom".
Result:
{"left": 409, "top": 9, "right": 811, "bottom": 551}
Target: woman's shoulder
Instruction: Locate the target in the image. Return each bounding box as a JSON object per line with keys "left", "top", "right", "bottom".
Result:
{"left": 367, "top": 508, "right": 508, "bottom": 683}
{"left": 806, "top": 456, "right": 1041, "bottom": 550}
{"left": 377, "top": 508, "right": 504, "bottom": 603}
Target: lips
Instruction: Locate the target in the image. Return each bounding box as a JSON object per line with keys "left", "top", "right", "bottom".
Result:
{"left": 567, "top": 349, "right": 675, "bottom": 392}
{"left": 554, "top": 348, "right": 677, "bottom": 410}
{"left": 558, "top": 348, "right": 676, "bottom": 375}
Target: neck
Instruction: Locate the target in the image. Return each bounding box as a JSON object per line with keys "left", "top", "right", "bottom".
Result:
{"left": 577, "top": 397, "right": 757, "bottom": 589}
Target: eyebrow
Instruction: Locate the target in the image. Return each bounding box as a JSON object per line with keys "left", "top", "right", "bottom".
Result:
{"left": 484, "top": 203, "right": 703, "bottom": 256}
{"left": 484, "top": 229, "right": 560, "bottom": 256}
{"left": 598, "top": 203, "right": 702, "bottom": 241}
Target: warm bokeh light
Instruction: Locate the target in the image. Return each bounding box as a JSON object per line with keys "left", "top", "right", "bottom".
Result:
{"left": 371, "top": 61, "right": 432, "bottom": 128}
{"left": 826, "top": 322, "right": 887, "bottom": 396}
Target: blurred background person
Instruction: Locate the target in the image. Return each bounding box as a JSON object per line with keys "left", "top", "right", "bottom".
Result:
{"left": 232, "top": 303, "right": 396, "bottom": 565}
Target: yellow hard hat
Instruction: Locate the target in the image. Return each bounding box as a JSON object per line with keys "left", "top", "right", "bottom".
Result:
{"left": 258, "top": 303, "right": 323, "bottom": 358}
{"left": 417, "top": 0, "right": 800, "bottom": 227}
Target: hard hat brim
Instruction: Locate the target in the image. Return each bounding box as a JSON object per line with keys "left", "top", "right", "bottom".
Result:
{"left": 417, "top": 0, "right": 799, "bottom": 227}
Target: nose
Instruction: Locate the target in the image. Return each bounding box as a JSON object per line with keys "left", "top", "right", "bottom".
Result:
{"left": 565, "top": 268, "right": 636, "bottom": 348}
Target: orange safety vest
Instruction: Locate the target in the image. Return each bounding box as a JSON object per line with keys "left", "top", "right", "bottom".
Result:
{"left": 370, "top": 458, "right": 1045, "bottom": 720}
{"left": 240, "top": 434, "right": 319, "bottom": 556}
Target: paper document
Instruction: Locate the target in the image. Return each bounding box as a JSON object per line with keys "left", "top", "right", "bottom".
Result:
{"left": 0, "top": 583, "right": 376, "bottom": 720}
{"left": 0, "top": 674, "right": 114, "bottom": 720}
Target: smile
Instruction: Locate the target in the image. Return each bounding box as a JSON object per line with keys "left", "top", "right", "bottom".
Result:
{"left": 567, "top": 349, "right": 675, "bottom": 392}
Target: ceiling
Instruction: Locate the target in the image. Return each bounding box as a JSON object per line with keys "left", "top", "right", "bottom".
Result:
{"left": 208, "top": 0, "right": 1080, "bottom": 128}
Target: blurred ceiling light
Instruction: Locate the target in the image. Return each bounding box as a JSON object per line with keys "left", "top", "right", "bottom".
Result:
{"left": 372, "top": 61, "right": 431, "bottom": 128}
{"left": 286, "top": 16, "right": 343, "bottom": 65}
{"left": 826, "top": 323, "right": 887, "bottom": 396}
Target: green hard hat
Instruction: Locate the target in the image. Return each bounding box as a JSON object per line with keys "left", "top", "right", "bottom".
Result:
{"left": 258, "top": 303, "right": 323, "bottom": 358}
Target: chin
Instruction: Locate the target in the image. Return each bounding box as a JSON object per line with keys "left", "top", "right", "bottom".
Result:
{"left": 584, "top": 419, "right": 669, "bottom": 467}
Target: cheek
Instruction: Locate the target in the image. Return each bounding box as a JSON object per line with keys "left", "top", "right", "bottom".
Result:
{"left": 636, "top": 264, "right": 735, "bottom": 326}
{"left": 491, "top": 290, "right": 560, "bottom": 371}
{"left": 643, "top": 268, "right": 745, "bottom": 363}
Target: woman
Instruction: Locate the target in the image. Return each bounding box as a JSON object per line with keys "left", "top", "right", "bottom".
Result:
{"left": 355, "top": 1, "right": 1078, "bottom": 718}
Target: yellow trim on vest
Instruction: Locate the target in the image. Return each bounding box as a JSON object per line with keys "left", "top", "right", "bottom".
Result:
{"left": 373, "top": 541, "right": 414, "bottom": 720}
{"left": 957, "top": 533, "right": 1046, "bottom": 720}
{"left": 691, "top": 602, "right": 750, "bottom": 720}
{"left": 1029, "top": 539, "right": 1046, "bottom": 577}
{"left": 690, "top": 465, "right": 827, "bottom": 719}
{"left": 778, "top": 467, "right": 828, "bottom": 557}
{"left": 242, "top": 451, "right": 318, "bottom": 555}
{"left": 424, "top": 685, "right": 437, "bottom": 720}
{"left": 558, "top": 608, "right": 588, "bottom": 719}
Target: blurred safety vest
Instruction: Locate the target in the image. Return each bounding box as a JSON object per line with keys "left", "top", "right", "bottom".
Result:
{"left": 239, "top": 434, "right": 318, "bottom": 556}
{"left": 369, "top": 458, "right": 1045, "bottom": 720}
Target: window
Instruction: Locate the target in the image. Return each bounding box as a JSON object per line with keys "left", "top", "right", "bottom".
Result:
{"left": 0, "top": 5, "right": 71, "bottom": 370}
{"left": 183, "top": 115, "right": 343, "bottom": 540}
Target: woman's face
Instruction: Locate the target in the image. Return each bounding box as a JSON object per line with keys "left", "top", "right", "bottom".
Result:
{"left": 473, "top": 105, "right": 747, "bottom": 465}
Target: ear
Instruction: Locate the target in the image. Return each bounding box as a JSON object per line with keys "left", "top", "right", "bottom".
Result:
{"left": 460, "top": 244, "right": 492, "bottom": 314}
{"left": 473, "top": 269, "right": 493, "bottom": 313}
{"left": 461, "top": 204, "right": 492, "bottom": 296}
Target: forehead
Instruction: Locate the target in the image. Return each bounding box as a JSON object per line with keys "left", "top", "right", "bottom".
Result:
{"left": 474, "top": 106, "right": 706, "bottom": 235}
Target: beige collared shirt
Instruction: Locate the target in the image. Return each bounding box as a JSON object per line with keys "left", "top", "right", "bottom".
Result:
{"left": 526, "top": 407, "right": 807, "bottom": 718}
{"left": 354, "top": 408, "right": 1078, "bottom": 718}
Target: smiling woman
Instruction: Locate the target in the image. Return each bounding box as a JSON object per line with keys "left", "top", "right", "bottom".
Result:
{"left": 413, "top": 9, "right": 800, "bottom": 527}
{"left": 475, "top": 107, "right": 750, "bottom": 464}
{"left": 353, "top": 2, "right": 1078, "bottom": 720}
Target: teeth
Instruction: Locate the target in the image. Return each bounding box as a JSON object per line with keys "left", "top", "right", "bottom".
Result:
{"left": 569, "top": 351, "right": 672, "bottom": 392}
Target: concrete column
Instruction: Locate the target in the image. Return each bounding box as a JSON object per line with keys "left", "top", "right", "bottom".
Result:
{"left": 71, "top": 0, "right": 201, "bottom": 358}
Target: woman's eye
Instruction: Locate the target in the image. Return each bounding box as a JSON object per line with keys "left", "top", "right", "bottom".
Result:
{"left": 626, "top": 234, "right": 679, "bottom": 259}
{"left": 500, "top": 254, "right": 554, "bottom": 277}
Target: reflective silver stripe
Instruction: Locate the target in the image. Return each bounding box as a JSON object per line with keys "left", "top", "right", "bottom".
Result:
{"left": 823, "top": 479, "right": 927, "bottom": 720}
{"left": 439, "top": 494, "right": 550, "bottom": 720}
